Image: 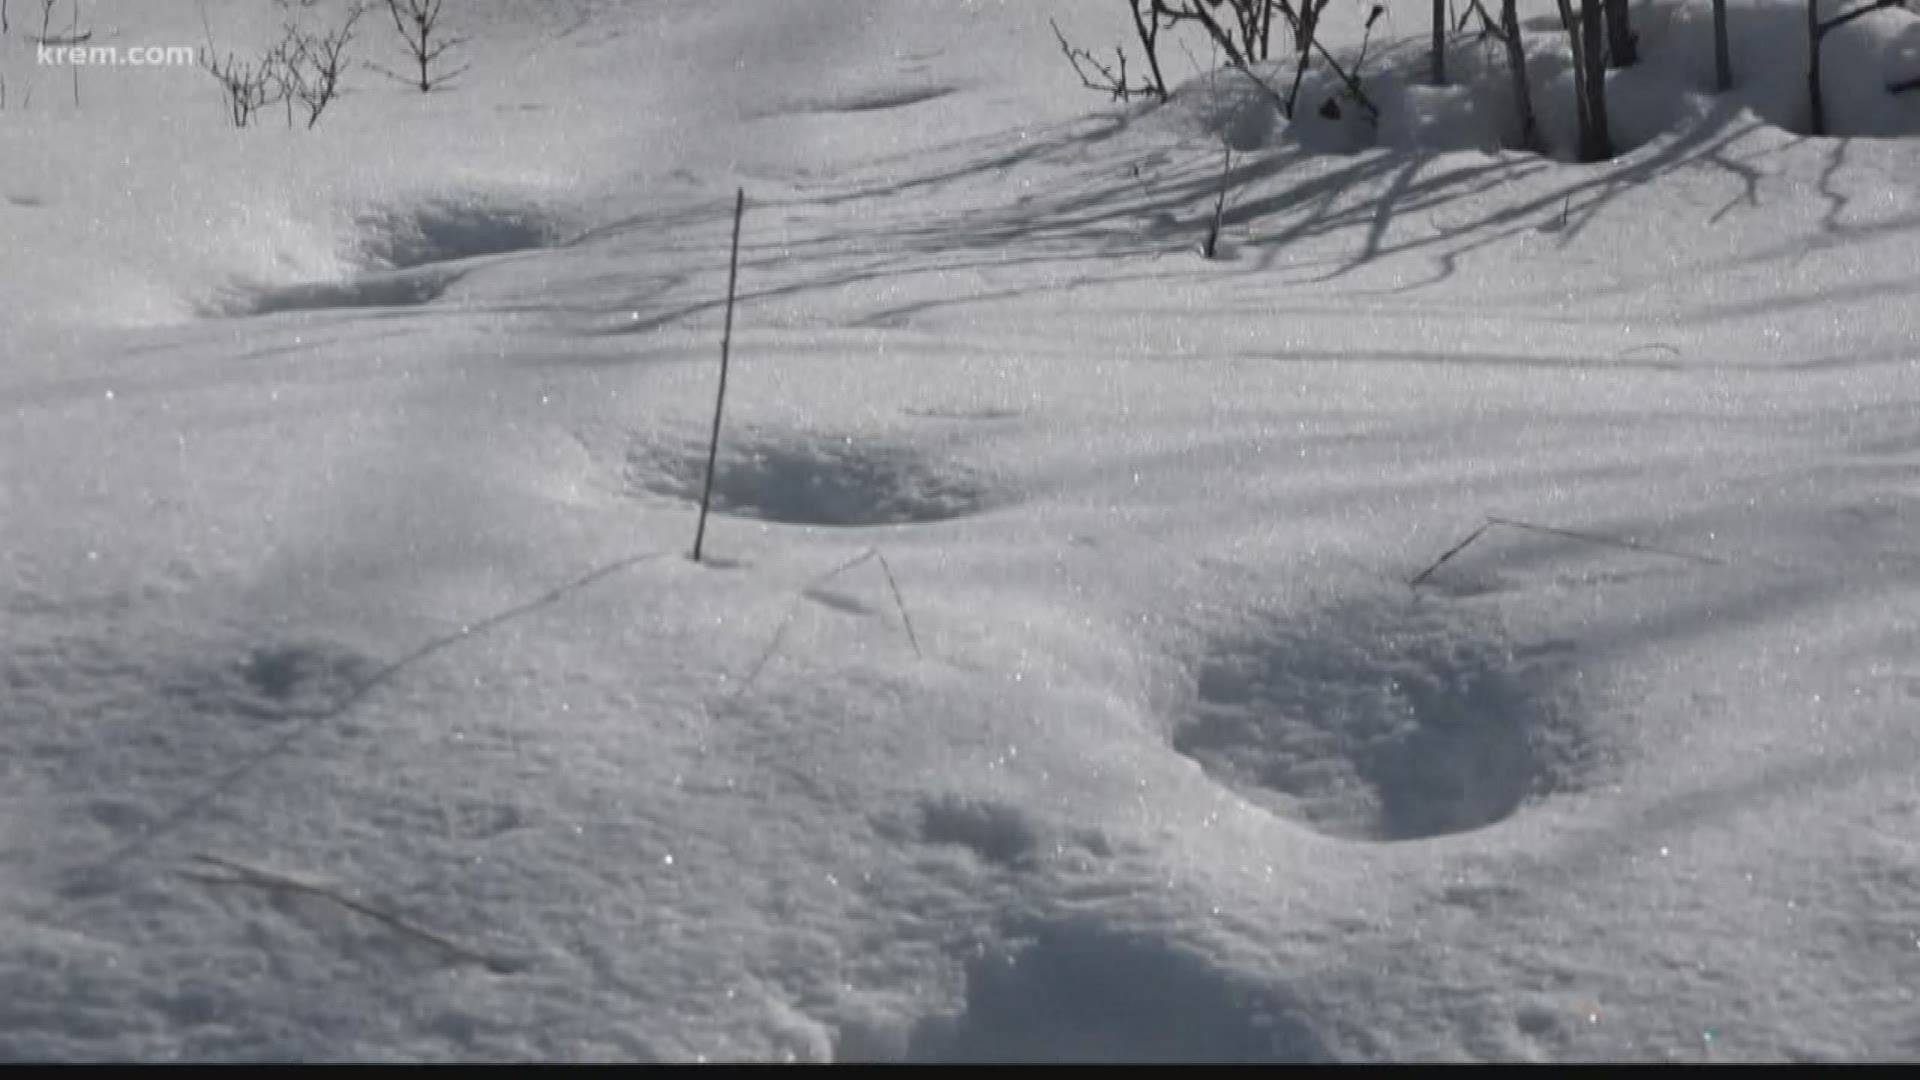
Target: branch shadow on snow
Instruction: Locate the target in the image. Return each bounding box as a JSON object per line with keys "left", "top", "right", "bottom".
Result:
{"left": 552, "top": 87, "right": 1915, "bottom": 346}
{"left": 63, "top": 550, "right": 669, "bottom": 897}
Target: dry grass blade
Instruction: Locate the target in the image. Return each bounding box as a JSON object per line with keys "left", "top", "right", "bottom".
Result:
{"left": 874, "top": 549, "right": 923, "bottom": 659}
{"left": 1409, "top": 520, "right": 1493, "bottom": 587}
{"left": 1483, "top": 515, "right": 1723, "bottom": 566}
{"left": 721, "top": 547, "right": 879, "bottom": 707}
{"left": 183, "top": 853, "right": 511, "bottom": 971}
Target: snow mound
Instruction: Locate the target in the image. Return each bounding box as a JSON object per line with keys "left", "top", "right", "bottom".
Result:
{"left": 1157, "top": 0, "right": 1920, "bottom": 160}
{"left": 1626, "top": 0, "right": 1920, "bottom": 139}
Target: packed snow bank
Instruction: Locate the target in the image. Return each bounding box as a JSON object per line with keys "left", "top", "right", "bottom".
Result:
{"left": 1161, "top": 0, "right": 1920, "bottom": 159}
{"left": 1641, "top": 0, "right": 1920, "bottom": 138}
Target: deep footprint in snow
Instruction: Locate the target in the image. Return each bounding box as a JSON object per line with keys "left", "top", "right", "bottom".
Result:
{"left": 223, "top": 266, "right": 469, "bottom": 316}
{"left": 756, "top": 83, "right": 958, "bottom": 119}
{"left": 914, "top": 794, "right": 1041, "bottom": 868}
{"left": 167, "top": 640, "right": 380, "bottom": 722}
{"left": 211, "top": 200, "right": 557, "bottom": 317}
{"left": 350, "top": 202, "right": 555, "bottom": 270}
{"left": 629, "top": 430, "right": 993, "bottom": 527}
{"left": 1174, "top": 594, "right": 1589, "bottom": 842}
{"left": 896, "top": 914, "right": 1328, "bottom": 1062}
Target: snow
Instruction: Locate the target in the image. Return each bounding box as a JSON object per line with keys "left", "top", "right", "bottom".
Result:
{"left": 2, "top": 0, "right": 1918, "bottom": 1062}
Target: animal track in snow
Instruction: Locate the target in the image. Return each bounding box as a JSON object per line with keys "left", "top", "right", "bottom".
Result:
{"left": 209, "top": 200, "right": 557, "bottom": 317}
{"left": 898, "top": 914, "right": 1328, "bottom": 1062}
{"left": 629, "top": 430, "right": 994, "bottom": 528}
{"left": 167, "top": 640, "right": 380, "bottom": 722}
{"left": 915, "top": 794, "right": 1040, "bottom": 868}
{"left": 763, "top": 84, "right": 958, "bottom": 118}
{"left": 220, "top": 266, "right": 468, "bottom": 316}
{"left": 1174, "top": 594, "right": 1589, "bottom": 842}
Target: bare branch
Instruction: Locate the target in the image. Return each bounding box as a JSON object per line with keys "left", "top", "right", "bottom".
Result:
{"left": 202, "top": 46, "right": 284, "bottom": 127}
{"left": 1051, "top": 16, "right": 1160, "bottom": 102}
{"left": 1819, "top": 0, "right": 1907, "bottom": 37}
{"left": 278, "top": 2, "right": 366, "bottom": 127}
{"left": 1308, "top": 30, "right": 1379, "bottom": 120}
{"left": 1229, "top": 62, "right": 1290, "bottom": 118}
{"left": 1127, "top": 0, "right": 1169, "bottom": 100}
{"left": 1151, "top": 0, "right": 1246, "bottom": 67}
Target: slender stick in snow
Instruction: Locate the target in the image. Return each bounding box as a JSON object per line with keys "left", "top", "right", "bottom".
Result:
{"left": 1202, "top": 147, "right": 1230, "bottom": 259}
{"left": 693, "top": 188, "right": 745, "bottom": 563}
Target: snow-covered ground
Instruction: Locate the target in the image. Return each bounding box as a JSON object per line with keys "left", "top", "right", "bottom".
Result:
{"left": 3, "top": 0, "right": 1918, "bottom": 1061}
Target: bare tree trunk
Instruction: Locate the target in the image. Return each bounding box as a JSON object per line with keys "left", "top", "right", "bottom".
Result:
{"left": 1558, "top": 0, "right": 1591, "bottom": 153}
{"left": 1807, "top": 0, "right": 1825, "bottom": 135}
{"left": 1578, "top": 0, "right": 1613, "bottom": 159}
{"left": 1500, "top": 0, "right": 1538, "bottom": 150}
{"left": 1603, "top": 0, "right": 1636, "bottom": 67}
{"left": 1202, "top": 147, "right": 1230, "bottom": 259}
{"left": 1431, "top": 0, "right": 1447, "bottom": 84}
{"left": 1809, "top": 0, "right": 1911, "bottom": 129}
{"left": 1713, "top": 0, "right": 1731, "bottom": 90}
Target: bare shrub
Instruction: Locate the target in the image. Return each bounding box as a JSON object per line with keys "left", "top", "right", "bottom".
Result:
{"left": 275, "top": 2, "right": 367, "bottom": 128}
{"left": 1052, "top": 15, "right": 1165, "bottom": 101}
{"left": 202, "top": 47, "right": 281, "bottom": 128}
{"left": 379, "top": 0, "right": 467, "bottom": 93}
